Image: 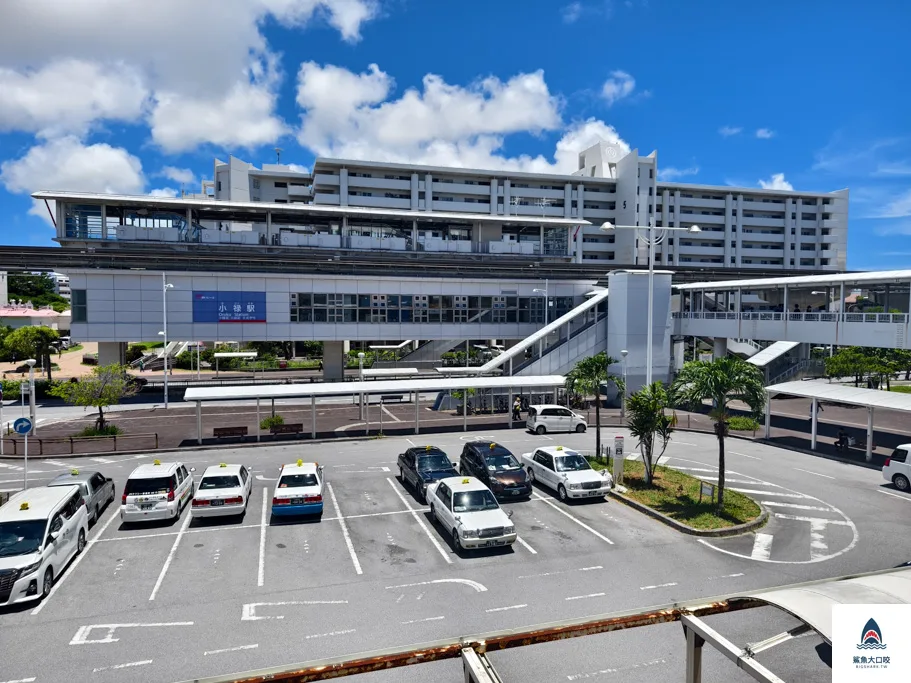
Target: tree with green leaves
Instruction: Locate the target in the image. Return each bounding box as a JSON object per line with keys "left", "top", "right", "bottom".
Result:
{"left": 625, "top": 382, "right": 675, "bottom": 484}
{"left": 671, "top": 356, "right": 765, "bottom": 510}
{"left": 3, "top": 325, "right": 60, "bottom": 380}
{"left": 565, "top": 352, "right": 622, "bottom": 458}
{"left": 50, "top": 363, "right": 139, "bottom": 431}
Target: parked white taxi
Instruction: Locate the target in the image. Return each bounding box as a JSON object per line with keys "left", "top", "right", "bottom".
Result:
{"left": 271, "top": 460, "right": 324, "bottom": 518}
{"left": 521, "top": 446, "right": 613, "bottom": 501}
{"left": 191, "top": 463, "right": 253, "bottom": 518}
{"left": 426, "top": 476, "right": 516, "bottom": 552}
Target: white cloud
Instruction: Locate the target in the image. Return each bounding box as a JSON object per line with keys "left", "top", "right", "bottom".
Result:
{"left": 758, "top": 173, "right": 793, "bottom": 191}
{"left": 0, "top": 136, "right": 145, "bottom": 225}
{"left": 874, "top": 162, "right": 911, "bottom": 176}
{"left": 562, "top": 2, "right": 582, "bottom": 23}
{"left": 601, "top": 70, "right": 636, "bottom": 106}
{"left": 287, "top": 163, "right": 310, "bottom": 173}
{"left": 658, "top": 166, "right": 699, "bottom": 181}
{"left": 719, "top": 126, "right": 742, "bottom": 137}
{"left": 875, "top": 189, "right": 911, "bottom": 218}
{"left": 149, "top": 187, "right": 179, "bottom": 198}
{"left": 755, "top": 128, "right": 775, "bottom": 139}
{"left": 296, "top": 62, "right": 585, "bottom": 170}
{"left": 160, "top": 166, "right": 196, "bottom": 185}
{"left": 0, "top": 59, "right": 148, "bottom": 137}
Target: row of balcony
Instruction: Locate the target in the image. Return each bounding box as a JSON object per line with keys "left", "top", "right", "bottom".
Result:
{"left": 674, "top": 311, "right": 909, "bottom": 324}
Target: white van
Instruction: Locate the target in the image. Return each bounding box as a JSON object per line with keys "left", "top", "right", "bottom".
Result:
{"left": 526, "top": 404, "right": 587, "bottom": 435}
{"left": 883, "top": 444, "right": 911, "bottom": 492}
{"left": 121, "top": 460, "right": 195, "bottom": 523}
{"left": 0, "top": 486, "right": 89, "bottom": 605}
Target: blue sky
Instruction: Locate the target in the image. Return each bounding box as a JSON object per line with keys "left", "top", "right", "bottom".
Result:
{"left": 0, "top": 0, "right": 909, "bottom": 269}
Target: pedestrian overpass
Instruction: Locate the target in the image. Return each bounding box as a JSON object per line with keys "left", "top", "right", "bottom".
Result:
{"left": 673, "top": 269, "right": 911, "bottom": 350}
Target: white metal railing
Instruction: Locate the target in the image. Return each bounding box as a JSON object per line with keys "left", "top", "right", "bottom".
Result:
{"left": 673, "top": 311, "right": 909, "bottom": 324}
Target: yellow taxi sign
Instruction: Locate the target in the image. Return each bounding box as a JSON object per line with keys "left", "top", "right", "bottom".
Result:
{"left": 70, "top": 469, "right": 79, "bottom": 476}
{"left": 489, "top": 443, "right": 496, "bottom": 449}
{"left": 462, "top": 478, "right": 470, "bottom": 484}
{"left": 19, "top": 502, "right": 29, "bottom": 511}
{"left": 556, "top": 446, "right": 564, "bottom": 451}
{"left": 153, "top": 459, "right": 161, "bottom": 466}
{"left": 425, "top": 446, "right": 432, "bottom": 451}
{"left": 297, "top": 459, "right": 303, "bottom": 467}
{"left": 219, "top": 463, "right": 227, "bottom": 468}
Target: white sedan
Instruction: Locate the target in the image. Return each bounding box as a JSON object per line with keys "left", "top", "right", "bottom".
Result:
{"left": 521, "top": 446, "right": 613, "bottom": 502}
{"left": 191, "top": 464, "right": 253, "bottom": 518}
{"left": 426, "top": 476, "right": 516, "bottom": 552}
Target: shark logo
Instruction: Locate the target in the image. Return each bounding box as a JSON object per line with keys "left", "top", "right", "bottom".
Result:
{"left": 857, "top": 618, "right": 887, "bottom": 650}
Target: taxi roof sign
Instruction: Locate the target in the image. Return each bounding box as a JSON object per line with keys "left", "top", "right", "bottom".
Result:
{"left": 153, "top": 459, "right": 161, "bottom": 466}
{"left": 219, "top": 463, "right": 227, "bottom": 468}
{"left": 19, "top": 502, "right": 29, "bottom": 511}
{"left": 297, "top": 459, "right": 303, "bottom": 467}
{"left": 70, "top": 469, "right": 79, "bottom": 476}
{"left": 462, "top": 478, "right": 470, "bottom": 484}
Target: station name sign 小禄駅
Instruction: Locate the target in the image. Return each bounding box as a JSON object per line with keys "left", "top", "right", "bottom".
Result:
{"left": 192, "top": 291, "right": 267, "bottom": 323}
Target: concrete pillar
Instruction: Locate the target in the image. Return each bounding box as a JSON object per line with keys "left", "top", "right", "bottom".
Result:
{"left": 713, "top": 337, "right": 727, "bottom": 360}
{"left": 503, "top": 179, "right": 511, "bottom": 213}
{"left": 98, "top": 341, "right": 126, "bottom": 366}
{"left": 490, "top": 179, "right": 498, "bottom": 215}
{"left": 323, "top": 341, "right": 346, "bottom": 381}
{"left": 411, "top": 173, "right": 420, "bottom": 211}
{"left": 866, "top": 407, "right": 874, "bottom": 462}
{"left": 764, "top": 394, "right": 771, "bottom": 439}
{"left": 810, "top": 397, "right": 818, "bottom": 450}
{"left": 425, "top": 173, "right": 433, "bottom": 211}
{"left": 339, "top": 168, "right": 348, "bottom": 207}
{"left": 564, "top": 183, "right": 572, "bottom": 218}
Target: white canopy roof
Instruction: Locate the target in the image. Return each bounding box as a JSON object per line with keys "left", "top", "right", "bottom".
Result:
{"left": 362, "top": 368, "right": 419, "bottom": 377}
{"left": 675, "top": 269, "right": 911, "bottom": 292}
{"left": 184, "top": 375, "right": 565, "bottom": 402}
{"left": 213, "top": 352, "right": 258, "bottom": 358}
{"left": 747, "top": 341, "right": 800, "bottom": 368}
{"left": 766, "top": 380, "right": 911, "bottom": 413}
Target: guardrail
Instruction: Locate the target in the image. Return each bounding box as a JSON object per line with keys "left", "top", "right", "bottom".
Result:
{"left": 674, "top": 311, "right": 909, "bottom": 324}
{"left": 0, "top": 432, "right": 158, "bottom": 456}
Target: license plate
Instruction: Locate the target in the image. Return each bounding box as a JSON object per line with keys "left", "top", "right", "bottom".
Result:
{"left": 587, "top": 491, "right": 602, "bottom": 497}
{"left": 210, "top": 500, "right": 224, "bottom": 506}
{"left": 291, "top": 498, "right": 305, "bottom": 505}
{"left": 481, "top": 539, "right": 505, "bottom": 547}
{"left": 140, "top": 503, "right": 154, "bottom": 510}
{"left": 508, "top": 490, "right": 521, "bottom": 496}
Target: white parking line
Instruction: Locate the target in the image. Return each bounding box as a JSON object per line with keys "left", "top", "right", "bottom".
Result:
{"left": 0, "top": 677, "right": 36, "bottom": 683}
{"left": 751, "top": 533, "right": 773, "bottom": 560}
{"left": 44, "top": 459, "right": 69, "bottom": 467}
{"left": 382, "top": 405, "right": 402, "bottom": 422}
{"left": 90, "top": 457, "right": 116, "bottom": 464}
{"left": 773, "top": 513, "right": 851, "bottom": 526}
{"left": 386, "top": 578, "right": 487, "bottom": 592}
{"left": 149, "top": 511, "right": 192, "bottom": 601}
{"left": 565, "top": 592, "right": 605, "bottom": 601}
{"left": 486, "top": 604, "right": 527, "bottom": 613}
{"left": 327, "top": 482, "right": 363, "bottom": 575}
{"left": 878, "top": 489, "right": 911, "bottom": 502}
{"left": 401, "top": 616, "right": 444, "bottom": 624}
{"left": 730, "top": 451, "right": 761, "bottom": 460}
{"left": 304, "top": 629, "right": 356, "bottom": 640}
{"left": 760, "top": 501, "right": 832, "bottom": 512}
{"left": 794, "top": 468, "right": 835, "bottom": 480}
{"left": 92, "top": 660, "right": 152, "bottom": 673}
{"left": 640, "top": 582, "right": 677, "bottom": 590}
{"left": 205, "top": 644, "right": 258, "bottom": 656}
{"left": 32, "top": 507, "right": 120, "bottom": 616}
{"left": 729, "top": 488, "right": 807, "bottom": 498}
{"left": 386, "top": 477, "right": 452, "bottom": 564}
{"left": 531, "top": 493, "right": 614, "bottom": 545}
{"left": 258, "top": 489, "right": 268, "bottom": 587}
{"left": 810, "top": 520, "right": 828, "bottom": 561}
{"left": 515, "top": 535, "right": 537, "bottom": 554}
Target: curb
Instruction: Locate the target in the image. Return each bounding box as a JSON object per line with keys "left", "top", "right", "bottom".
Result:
{"left": 607, "top": 489, "right": 769, "bottom": 538}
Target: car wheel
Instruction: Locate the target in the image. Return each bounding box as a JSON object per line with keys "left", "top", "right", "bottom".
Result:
{"left": 558, "top": 485, "right": 568, "bottom": 502}
{"left": 536, "top": 425, "right": 547, "bottom": 435}
{"left": 420, "top": 484, "right": 428, "bottom": 503}
{"left": 77, "top": 528, "right": 86, "bottom": 554}
{"left": 429, "top": 504, "right": 437, "bottom": 525}
{"left": 451, "top": 528, "right": 462, "bottom": 552}
{"left": 42, "top": 568, "right": 54, "bottom": 597}
{"left": 895, "top": 474, "right": 911, "bottom": 492}
{"left": 95, "top": 504, "right": 102, "bottom": 523}
{"left": 399, "top": 467, "right": 405, "bottom": 483}
{"left": 527, "top": 468, "right": 536, "bottom": 483}
{"left": 575, "top": 423, "right": 586, "bottom": 433}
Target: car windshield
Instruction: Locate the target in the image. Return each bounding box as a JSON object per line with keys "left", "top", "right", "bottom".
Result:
{"left": 418, "top": 455, "right": 452, "bottom": 471}
{"left": 0, "top": 520, "right": 45, "bottom": 557}
{"left": 555, "top": 453, "right": 591, "bottom": 472}
{"left": 279, "top": 474, "right": 318, "bottom": 488}
{"left": 452, "top": 490, "right": 499, "bottom": 513}
{"left": 124, "top": 477, "right": 172, "bottom": 495}
{"left": 485, "top": 454, "right": 521, "bottom": 471}
{"left": 199, "top": 475, "right": 240, "bottom": 490}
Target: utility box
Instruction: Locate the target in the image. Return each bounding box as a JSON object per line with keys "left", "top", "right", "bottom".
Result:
{"left": 612, "top": 435, "right": 625, "bottom": 485}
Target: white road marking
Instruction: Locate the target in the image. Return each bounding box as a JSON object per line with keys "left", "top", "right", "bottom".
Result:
{"left": 258, "top": 488, "right": 268, "bottom": 587}
{"left": 640, "top": 582, "right": 678, "bottom": 590}
{"left": 696, "top": 476, "right": 777, "bottom": 486}
{"left": 729, "top": 488, "right": 806, "bottom": 498}
{"left": 382, "top": 405, "right": 402, "bottom": 422}
{"left": 531, "top": 493, "right": 614, "bottom": 545}
{"left": 515, "top": 535, "right": 537, "bottom": 554}
{"left": 32, "top": 506, "right": 120, "bottom": 616}
{"left": 580, "top": 565, "right": 603, "bottom": 571}
{"left": 793, "top": 468, "right": 835, "bottom": 480}
{"left": 44, "top": 459, "right": 69, "bottom": 467}
{"left": 204, "top": 644, "right": 258, "bottom": 656}
{"left": 518, "top": 565, "right": 605, "bottom": 580}
{"left": 387, "top": 578, "right": 487, "bottom": 593}
{"left": 94, "top": 523, "right": 261, "bottom": 543}
{"left": 877, "top": 489, "right": 911, "bottom": 502}
{"left": 567, "top": 657, "right": 668, "bottom": 681}
{"left": 712, "top": 573, "right": 745, "bottom": 579}
{"left": 760, "top": 501, "right": 832, "bottom": 512}
{"left": 810, "top": 520, "right": 828, "bottom": 560}
{"left": 730, "top": 451, "right": 761, "bottom": 460}
{"left": 327, "top": 482, "right": 363, "bottom": 575}
{"left": 751, "top": 533, "right": 774, "bottom": 560}
{"left": 149, "top": 510, "right": 192, "bottom": 601}
{"left": 773, "top": 513, "right": 850, "bottom": 526}
{"left": 405, "top": 438, "right": 416, "bottom": 446}
{"left": 70, "top": 622, "right": 193, "bottom": 645}
{"left": 486, "top": 604, "right": 527, "bottom": 613}
{"left": 241, "top": 601, "right": 348, "bottom": 621}
{"left": 255, "top": 475, "right": 277, "bottom": 481}
{"left": 670, "top": 466, "right": 718, "bottom": 472}
{"left": 386, "top": 477, "right": 452, "bottom": 564}
{"left": 92, "top": 660, "right": 153, "bottom": 673}
{"left": 401, "top": 616, "right": 445, "bottom": 625}
{"left": 90, "top": 457, "right": 116, "bottom": 464}
{"left": 304, "top": 629, "right": 356, "bottom": 640}
{"left": 565, "top": 592, "right": 605, "bottom": 601}
{"left": 0, "top": 678, "right": 36, "bottom": 683}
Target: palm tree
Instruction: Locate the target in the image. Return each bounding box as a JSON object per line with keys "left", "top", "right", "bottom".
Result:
{"left": 626, "top": 382, "right": 674, "bottom": 484}
{"left": 565, "top": 352, "right": 622, "bottom": 459}
{"left": 671, "top": 356, "right": 765, "bottom": 510}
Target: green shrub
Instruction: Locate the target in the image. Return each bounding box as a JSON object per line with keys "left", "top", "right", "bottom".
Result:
{"left": 727, "top": 415, "right": 760, "bottom": 432}
{"left": 260, "top": 414, "right": 285, "bottom": 430}
{"left": 1, "top": 377, "right": 64, "bottom": 400}
{"left": 76, "top": 424, "right": 123, "bottom": 437}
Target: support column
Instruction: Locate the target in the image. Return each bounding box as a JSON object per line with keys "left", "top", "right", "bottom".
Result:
{"left": 684, "top": 625, "right": 705, "bottom": 683}
{"left": 415, "top": 393, "right": 420, "bottom": 435}
{"left": 98, "top": 341, "right": 127, "bottom": 366}
{"left": 713, "top": 337, "right": 727, "bottom": 360}
{"left": 322, "top": 341, "right": 346, "bottom": 381}
{"left": 101, "top": 204, "right": 108, "bottom": 240}
{"left": 810, "top": 397, "right": 818, "bottom": 450}
{"left": 866, "top": 407, "right": 874, "bottom": 462}
{"left": 508, "top": 387, "right": 513, "bottom": 428}
{"left": 265, "top": 211, "right": 272, "bottom": 244}
{"left": 539, "top": 225, "right": 544, "bottom": 255}
{"left": 196, "top": 401, "right": 202, "bottom": 445}
{"left": 463, "top": 388, "right": 469, "bottom": 432}
{"left": 764, "top": 394, "right": 771, "bottom": 439}
{"left": 311, "top": 395, "right": 316, "bottom": 439}
{"left": 256, "top": 398, "right": 261, "bottom": 442}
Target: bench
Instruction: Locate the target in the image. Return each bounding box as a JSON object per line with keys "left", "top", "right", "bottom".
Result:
{"left": 381, "top": 394, "right": 405, "bottom": 403}
{"left": 270, "top": 423, "right": 303, "bottom": 435}
{"left": 214, "top": 426, "right": 248, "bottom": 439}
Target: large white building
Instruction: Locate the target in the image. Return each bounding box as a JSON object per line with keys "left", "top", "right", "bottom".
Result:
{"left": 207, "top": 141, "right": 849, "bottom": 271}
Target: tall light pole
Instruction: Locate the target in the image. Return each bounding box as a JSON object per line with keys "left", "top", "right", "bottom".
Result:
{"left": 620, "top": 349, "right": 628, "bottom": 419}
{"left": 358, "top": 352, "right": 366, "bottom": 420}
{"left": 26, "top": 358, "right": 36, "bottom": 437}
{"left": 160, "top": 275, "right": 174, "bottom": 408}
{"left": 600, "top": 220, "right": 701, "bottom": 387}
{"left": 533, "top": 279, "right": 549, "bottom": 326}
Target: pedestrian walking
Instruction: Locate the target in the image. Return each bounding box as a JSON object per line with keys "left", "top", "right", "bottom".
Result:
{"left": 512, "top": 396, "right": 522, "bottom": 421}
{"left": 809, "top": 402, "right": 823, "bottom": 420}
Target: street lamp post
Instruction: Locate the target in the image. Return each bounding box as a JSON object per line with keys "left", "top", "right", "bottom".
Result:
{"left": 600, "top": 220, "right": 701, "bottom": 387}
{"left": 533, "top": 280, "right": 549, "bottom": 359}
{"left": 358, "top": 352, "right": 366, "bottom": 420}
{"left": 620, "top": 349, "right": 628, "bottom": 419}
{"left": 26, "top": 357, "right": 36, "bottom": 436}
{"left": 160, "top": 275, "right": 174, "bottom": 408}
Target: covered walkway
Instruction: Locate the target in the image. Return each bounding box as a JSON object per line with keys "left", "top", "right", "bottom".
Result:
{"left": 764, "top": 380, "right": 911, "bottom": 460}
{"left": 184, "top": 375, "right": 566, "bottom": 444}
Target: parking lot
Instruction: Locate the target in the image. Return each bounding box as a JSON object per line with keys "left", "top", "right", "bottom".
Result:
{"left": 1, "top": 428, "right": 909, "bottom": 682}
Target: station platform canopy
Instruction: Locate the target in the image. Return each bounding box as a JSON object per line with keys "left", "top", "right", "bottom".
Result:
{"left": 766, "top": 379, "right": 911, "bottom": 413}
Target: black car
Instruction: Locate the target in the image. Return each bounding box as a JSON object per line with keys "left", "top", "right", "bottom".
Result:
{"left": 459, "top": 441, "right": 532, "bottom": 499}
{"left": 397, "top": 446, "right": 459, "bottom": 502}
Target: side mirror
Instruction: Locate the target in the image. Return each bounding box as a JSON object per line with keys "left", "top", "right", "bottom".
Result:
{"left": 189, "top": 467, "right": 196, "bottom": 472}
{"left": 106, "top": 477, "right": 113, "bottom": 483}
{"left": 451, "top": 462, "right": 458, "bottom": 468}
{"left": 507, "top": 510, "right": 514, "bottom": 519}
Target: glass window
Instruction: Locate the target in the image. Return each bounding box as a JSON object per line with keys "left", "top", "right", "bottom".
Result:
{"left": 71, "top": 289, "right": 87, "bottom": 322}
{"left": 278, "top": 474, "right": 318, "bottom": 488}
{"left": 313, "top": 293, "right": 327, "bottom": 306}
{"left": 401, "top": 295, "right": 413, "bottom": 307}
{"left": 199, "top": 475, "right": 241, "bottom": 489}
{"left": 0, "top": 520, "right": 45, "bottom": 557}
{"left": 359, "top": 295, "right": 370, "bottom": 307}
{"left": 452, "top": 490, "right": 499, "bottom": 513}
{"left": 313, "top": 309, "right": 328, "bottom": 322}
{"left": 124, "top": 477, "right": 172, "bottom": 495}
{"left": 555, "top": 453, "right": 591, "bottom": 472}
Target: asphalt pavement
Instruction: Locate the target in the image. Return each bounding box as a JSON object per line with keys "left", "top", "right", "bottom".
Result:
{"left": 0, "top": 428, "right": 908, "bottom": 683}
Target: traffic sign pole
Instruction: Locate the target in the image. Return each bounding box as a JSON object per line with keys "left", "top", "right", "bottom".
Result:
{"left": 13, "top": 418, "right": 33, "bottom": 489}
{"left": 0, "top": 386, "right": 4, "bottom": 456}
{"left": 23, "top": 431, "right": 28, "bottom": 489}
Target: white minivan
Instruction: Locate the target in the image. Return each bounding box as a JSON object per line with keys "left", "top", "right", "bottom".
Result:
{"left": 0, "top": 486, "right": 89, "bottom": 605}
{"left": 526, "top": 404, "right": 587, "bottom": 435}
{"left": 121, "top": 460, "right": 195, "bottom": 523}
{"left": 883, "top": 444, "right": 911, "bottom": 492}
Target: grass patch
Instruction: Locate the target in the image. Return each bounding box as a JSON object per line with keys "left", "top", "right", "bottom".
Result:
{"left": 132, "top": 342, "right": 164, "bottom": 350}
{"left": 590, "top": 457, "right": 761, "bottom": 530}
{"left": 890, "top": 385, "right": 911, "bottom": 394}
{"left": 727, "top": 415, "right": 760, "bottom": 432}
{"left": 76, "top": 424, "right": 123, "bottom": 437}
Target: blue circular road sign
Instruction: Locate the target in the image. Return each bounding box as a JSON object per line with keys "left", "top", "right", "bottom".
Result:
{"left": 13, "top": 417, "right": 33, "bottom": 435}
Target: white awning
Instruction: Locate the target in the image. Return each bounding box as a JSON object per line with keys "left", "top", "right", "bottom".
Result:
{"left": 747, "top": 341, "right": 800, "bottom": 368}
{"left": 362, "top": 368, "right": 419, "bottom": 377}
{"left": 213, "top": 352, "right": 258, "bottom": 358}
{"left": 184, "top": 375, "right": 565, "bottom": 402}
{"left": 675, "top": 269, "right": 911, "bottom": 292}
{"left": 766, "top": 380, "right": 911, "bottom": 413}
